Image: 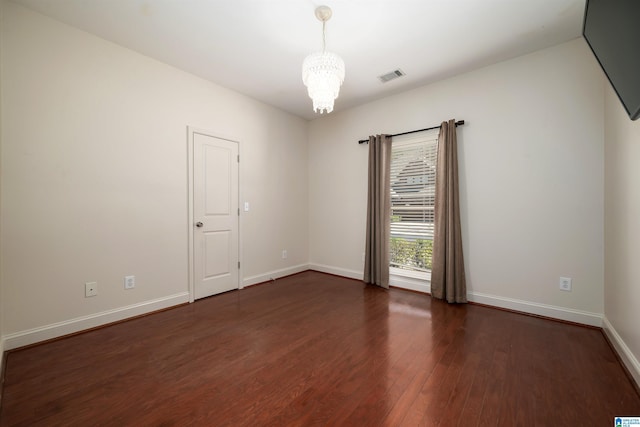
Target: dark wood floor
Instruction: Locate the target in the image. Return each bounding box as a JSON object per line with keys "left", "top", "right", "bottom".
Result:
{"left": 1, "top": 271, "right": 639, "bottom": 426}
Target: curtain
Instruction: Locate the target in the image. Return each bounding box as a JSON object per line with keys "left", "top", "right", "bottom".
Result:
{"left": 364, "top": 134, "right": 392, "bottom": 289}
{"left": 431, "top": 120, "right": 467, "bottom": 303}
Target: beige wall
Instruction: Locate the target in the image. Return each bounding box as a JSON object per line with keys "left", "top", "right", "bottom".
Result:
{"left": 1, "top": 1, "right": 626, "bottom": 364}
{"left": 309, "top": 39, "right": 605, "bottom": 323}
{"left": 0, "top": 2, "right": 308, "bottom": 343}
{"left": 604, "top": 82, "right": 640, "bottom": 385}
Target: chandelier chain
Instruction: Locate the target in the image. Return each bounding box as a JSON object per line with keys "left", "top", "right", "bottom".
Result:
{"left": 322, "top": 20, "right": 326, "bottom": 52}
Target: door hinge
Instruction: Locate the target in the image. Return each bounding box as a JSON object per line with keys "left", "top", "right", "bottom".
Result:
{"left": 238, "top": 208, "right": 240, "bottom": 216}
{"left": 238, "top": 261, "right": 240, "bottom": 269}
{"left": 237, "top": 154, "right": 240, "bottom": 163}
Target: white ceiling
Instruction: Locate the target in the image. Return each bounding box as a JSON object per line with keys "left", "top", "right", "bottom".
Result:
{"left": 12, "top": 0, "right": 586, "bottom": 120}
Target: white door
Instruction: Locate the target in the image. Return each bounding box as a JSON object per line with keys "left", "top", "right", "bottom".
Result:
{"left": 192, "top": 131, "right": 239, "bottom": 299}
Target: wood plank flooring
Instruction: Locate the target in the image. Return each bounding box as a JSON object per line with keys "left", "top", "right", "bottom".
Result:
{"left": 1, "top": 271, "right": 639, "bottom": 426}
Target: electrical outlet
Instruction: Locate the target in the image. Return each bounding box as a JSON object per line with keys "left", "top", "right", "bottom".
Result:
{"left": 85, "top": 282, "right": 97, "bottom": 297}
{"left": 559, "top": 277, "right": 572, "bottom": 292}
{"left": 124, "top": 275, "right": 135, "bottom": 289}
{"left": 282, "top": 250, "right": 287, "bottom": 259}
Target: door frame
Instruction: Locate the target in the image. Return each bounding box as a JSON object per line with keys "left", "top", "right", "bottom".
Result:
{"left": 187, "top": 126, "right": 242, "bottom": 303}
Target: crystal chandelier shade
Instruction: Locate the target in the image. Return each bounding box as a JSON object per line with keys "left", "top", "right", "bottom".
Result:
{"left": 302, "top": 6, "right": 345, "bottom": 114}
{"left": 302, "top": 51, "right": 345, "bottom": 114}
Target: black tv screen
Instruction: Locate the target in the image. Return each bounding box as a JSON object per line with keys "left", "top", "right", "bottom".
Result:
{"left": 583, "top": 0, "right": 640, "bottom": 120}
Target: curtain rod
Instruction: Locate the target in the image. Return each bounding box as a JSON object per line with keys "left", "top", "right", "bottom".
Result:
{"left": 357, "top": 120, "right": 465, "bottom": 144}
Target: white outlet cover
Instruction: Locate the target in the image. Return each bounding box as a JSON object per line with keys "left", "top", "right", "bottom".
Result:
{"left": 559, "top": 277, "right": 572, "bottom": 291}
{"left": 124, "top": 275, "right": 135, "bottom": 289}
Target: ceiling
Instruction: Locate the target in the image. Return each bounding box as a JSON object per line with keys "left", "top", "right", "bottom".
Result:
{"left": 12, "top": 0, "right": 587, "bottom": 120}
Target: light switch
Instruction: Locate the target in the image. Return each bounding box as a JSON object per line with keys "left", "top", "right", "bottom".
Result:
{"left": 244, "top": 202, "right": 250, "bottom": 212}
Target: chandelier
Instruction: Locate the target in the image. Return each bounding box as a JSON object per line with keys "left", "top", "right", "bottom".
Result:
{"left": 302, "top": 5, "right": 345, "bottom": 114}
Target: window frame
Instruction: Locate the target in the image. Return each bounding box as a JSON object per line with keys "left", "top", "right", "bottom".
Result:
{"left": 388, "top": 129, "right": 439, "bottom": 288}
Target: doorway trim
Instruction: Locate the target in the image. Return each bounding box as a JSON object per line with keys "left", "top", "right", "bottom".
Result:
{"left": 187, "top": 126, "right": 242, "bottom": 303}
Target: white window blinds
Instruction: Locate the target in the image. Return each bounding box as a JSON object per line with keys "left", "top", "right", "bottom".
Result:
{"left": 390, "top": 130, "right": 439, "bottom": 273}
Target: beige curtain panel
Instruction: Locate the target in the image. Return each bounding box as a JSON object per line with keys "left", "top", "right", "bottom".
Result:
{"left": 431, "top": 119, "right": 467, "bottom": 303}
{"left": 364, "top": 134, "right": 392, "bottom": 289}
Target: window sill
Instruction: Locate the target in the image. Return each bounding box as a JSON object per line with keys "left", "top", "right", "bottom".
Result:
{"left": 389, "top": 267, "right": 431, "bottom": 294}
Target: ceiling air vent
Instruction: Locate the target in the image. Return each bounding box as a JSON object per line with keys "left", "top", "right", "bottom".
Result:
{"left": 378, "top": 69, "right": 406, "bottom": 83}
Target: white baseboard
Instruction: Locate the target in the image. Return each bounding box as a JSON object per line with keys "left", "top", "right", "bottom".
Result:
{"left": 603, "top": 317, "right": 640, "bottom": 389}
{"left": 242, "top": 264, "right": 310, "bottom": 288}
{"left": 308, "top": 263, "right": 362, "bottom": 281}
{"left": 310, "top": 264, "right": 605, "bottom": 328}
{"left": 310, "top": 264, "right": 431, "bottom": 293}
{"left": 306, "top": 266, "right": 602, "bottom": 327}
{"left": 467, "top": 291, "right": 603, "bottom": 327}
{"left": 2, "top": 292, "right": 190, "bottom": 351}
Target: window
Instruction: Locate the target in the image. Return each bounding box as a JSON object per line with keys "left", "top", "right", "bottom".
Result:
{"left": 389, "top": 130, "right": 439, "bottom": 279}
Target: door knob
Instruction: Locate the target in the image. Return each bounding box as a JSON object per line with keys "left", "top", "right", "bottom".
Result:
{"left": 195, "top": 222, "right": 203, "bottom": 228}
